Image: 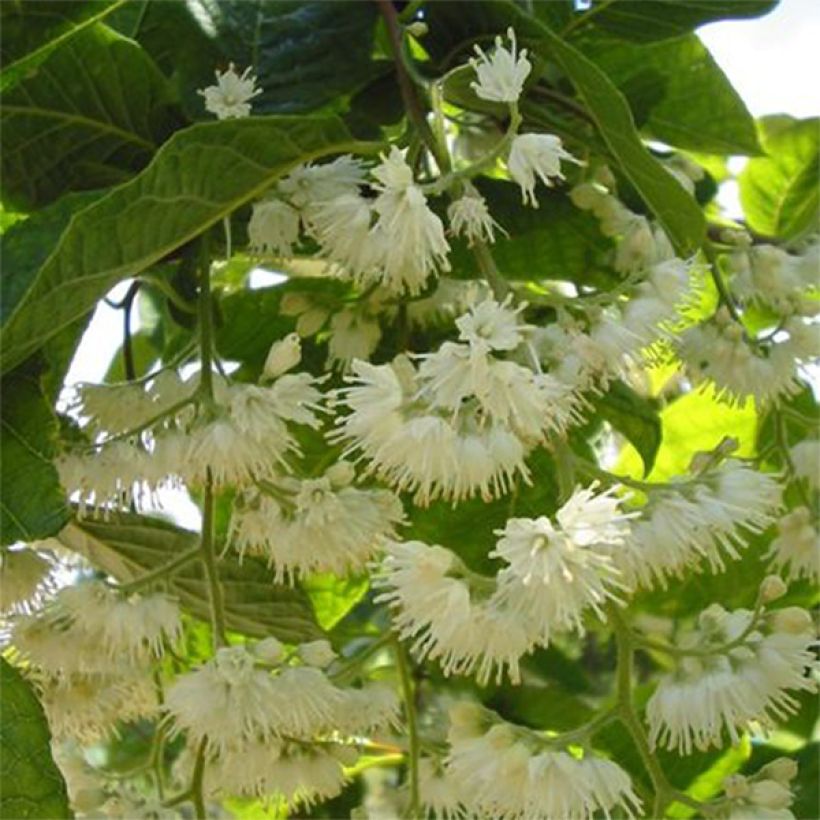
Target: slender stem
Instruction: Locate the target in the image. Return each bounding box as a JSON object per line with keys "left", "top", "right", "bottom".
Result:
{"left": 393, "top": 636, "right": 421, "bottom": 819}
{"left": 704, "top": 241, "right": 743, "bottom": 324}
{"left": 561, "top": 0, "right": 619, "bottom": 36}
{"left": 375, "top": 0, "right": 449, "bottom": 172}
{"left": 121, "top": 281, "right": 140, "bottom": 381}
{"left": 138, "top": 274, "right": 197, "bottom": 314}
{"left": 200, "top": 469, "right": 227, "bottom": 649}
{"left": 114, "top": 546, "right": 201, "bottom": 594}
{"left": 473, "top": 241, "right": 510, "bottom": 300}
{"left": 190, "top": 737, "right": 208, "bottom": 820}
{"left": 197, "top": 241, "right": 216, "bottom": 405}
{"left": 610, "top": 605, "right": 671, "bottom": 816}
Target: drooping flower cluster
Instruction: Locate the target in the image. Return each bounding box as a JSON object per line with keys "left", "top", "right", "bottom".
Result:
{"left": 646, "top": 603, "right": 817, "bottom": 754}
{"left": 375, "top": 483, "right": 635, "bottom": 683}
{"left": 9, "top": 580, "right": 180, "bottom": 741}
{"left": 165, "top": 641, "right": 398, "bottom": 805}
{"left": 334, "top": 297, "right": 577, "bottom": 505}
{"left": 438, "top": 703, "right": 642, "bottom": 819}
{"left": 614, "top": 460, "right": 783, "bottom": 588}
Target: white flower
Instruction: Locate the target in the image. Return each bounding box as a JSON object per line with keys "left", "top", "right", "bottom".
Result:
{"left": 42, "top": 673, "right": 158, "bottom": 743}
{"left": 647, "top": 605, "right": 817, "bottom": 754}
{"left": 309, "top": 192, "right": 376, "bottom": 273}
{"left": 678, "top": 313, "right": 803, "bottom": 405}
{"left": 230, "top": 472, "right": 403, "bottom": 581}
{"left": 327, "top": 308, "right": 382, "bottom": 368}
{"left": 616, "top": 461, "right": 783, "bottom": 589}
{"left": 0, "top": 548, "right": 52, "bottom": 614}
{"left": 455, "top": 295, "right": 531, "bottom": 351}
{"left": 369, "top": 147, "right": 451, "bottom": 294}
{"left": 263, "top": 332, "right": 302, "bottom": 380}
{"left": 445, "top": 711, "right": 641, "bottom": 819}
{"left": 334, "top": 681, "right": 401, "bottom": 734}
{"left": 56, "top": 581, "right": 181, "bottom": 663}
{"left": 507, "top": 133, "right": 581, "bottom": 207}
{"left": 205, "top": 741, "right": 347, "bottom": 807}
{"left": 248, "top": 198, "right": 301, "bottom": 257}
{"left": 265, "top": 372, "right": 325, "bottom": 427}
{"left": 198, "top": 63, "right": 261, "bottom": 119}
{"left": 73, "top": 381, "right": 156, "bottom": 436}
{"left": 448, "top": 187, "right": 504, "bottom": 246}
{"left": 419, "top": 757, "right": 468, "bottom": 820}
{"left": 790, "top": 439, "right": 820, "bottom": 489}
{"left": 165, "top": 645, "right": 279, "bottom": 754}
{"left": 266, "top": 666, "right": 346, "bottom": 737}
{"left": 491, "top": 484, "right": 633, "bottom": 642}
{"left": 375, "top": 540, "right": 533, "bottom": 684}
{"left": 280, "top": 155, "right": 367, "bottom": 211}
{"left": 723, "top": 760, "right": 799, "bottom": 820}
{"left": 470, "top": 28, "right": 531, "bottom": 103}
{"left": 766, "top": 507, "right": 819, "bottom": 583}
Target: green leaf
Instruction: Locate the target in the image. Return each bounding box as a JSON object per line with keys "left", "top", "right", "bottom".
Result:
{"left": 111, "top": 1, "right": 379, "bottom": 119}
{"left": 0, "top": 658, "right": 72, "bottom": 819}
{"left": 1, "top": 189, "right": 105, "bottom": 328}
{"left": 569, "top": 0, "right": 778, "bottom": 43}
{"left": 0, "top": 368, "right": 69, "bottom": 546}
{"left": 739, "top": 116, "right": 820, "bottom": 239}
{"left": 596, "top": 381, "right": 662, "bottom": 477}
{"left": 58, "top": 513, "right": 323, "bottom": 643}
{"left": 0, "top": 24, "right": 180, "bottom": 210}
{"left": 617, "top": 384, "right": 757, "bottom": 483}
{"left": 582, "top": 33, "right": 760, "bottom": 155}
{"left": 0, "top": 116, "right": 376, "bottom": 375}
{"left": 449, "top": 179, "right": 615, "bottom": 285}
{"left": 421, "top": 1, "right": 706, "bottom": 255}
{"left": 0, "top": 0, "right": 126, "bottom": 91}
{"left": 302, "top": 573, "right": 370, "bottom": 632}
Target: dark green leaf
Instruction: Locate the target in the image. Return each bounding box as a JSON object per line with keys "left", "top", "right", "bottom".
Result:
{"left": 0, "top": 116, "right": 377, "bottom": 375}
{"left": 569, "top": 0, "right": 778, "bottom": 43}
{"left": 0, "top": 658, "right": 72, "bottom": 819}
{"left": 739, "top": 116, "right": 820, "bottom": 239}
{"left": 582, "top": 33, "right": 760, "bottom": 155}
{"left": 58, "top": 512, "right": 323, "bottom": 643}
{"left": 113, "top": 1, "right": 379, "bottom": 119}
{"left": 596, "top": 381, "right": 662, "bottom": 477}
{"left": 0, "top": 24, "right": 180, "bottom": 209}
{"left": 0, "top": 0, "right": 126, "bottom": 91}
{"left": 0, "top": 368, "right": 68, "bottom": 546}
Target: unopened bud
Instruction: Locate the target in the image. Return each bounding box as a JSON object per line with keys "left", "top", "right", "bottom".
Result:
{"left": 748, "top": 780, "right": 792, "bottom": 810}
{"left": 769, "top": 606, "right": 814, "bottom": 636}
{"left": 298, "top": 639, "right": 336, "bottom": 668}
{"left": 254, "top": 637, "right": 285, "bottom": 665}
{"left": 326, "top": 461, "right": 356, "bottom": 488}
{"left": 757, "top": 757, "right": 799, "bottom": 785}
{"left": 263, "top": 332, "right": 301, "bottom": 379}
{"left": 448, "top": 702, "right": 485, "bottom": 737}
{"left": 759, "top": 574, "right": 788, "bottom": 603}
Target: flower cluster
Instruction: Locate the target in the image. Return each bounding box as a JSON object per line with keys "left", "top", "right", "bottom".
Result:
{"left": 165, "top": 641, "right": 398, "bottom": 805}
{"left": 646, "top": 603, "right": 817, "bottom": 754}
{"left": 437, "top": 703, "right": 642, "bottom": 819}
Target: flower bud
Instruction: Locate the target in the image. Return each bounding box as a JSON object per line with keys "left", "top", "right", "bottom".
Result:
{"left": 298, "top": 639, "right": 336, "bottom": 668}
{"left": 748, "top": 780, "right": 792, "bottom": 810}
{"left": 326, "top": 461, "right": 356, "bottom": 488}
{"left": 769, "top": 606, "right": 814, "bottom": 635}
{"left": 263, "top": 332, "right": 301, "bottom": 379}
{"left": 254, "top": 637, "right": 285, "bottom": 665}
{"left": 757, "top": 757, "right": 799, "bottom": 785}
{"left": 759, "top": 574, "right": 788, "bottom": 603}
